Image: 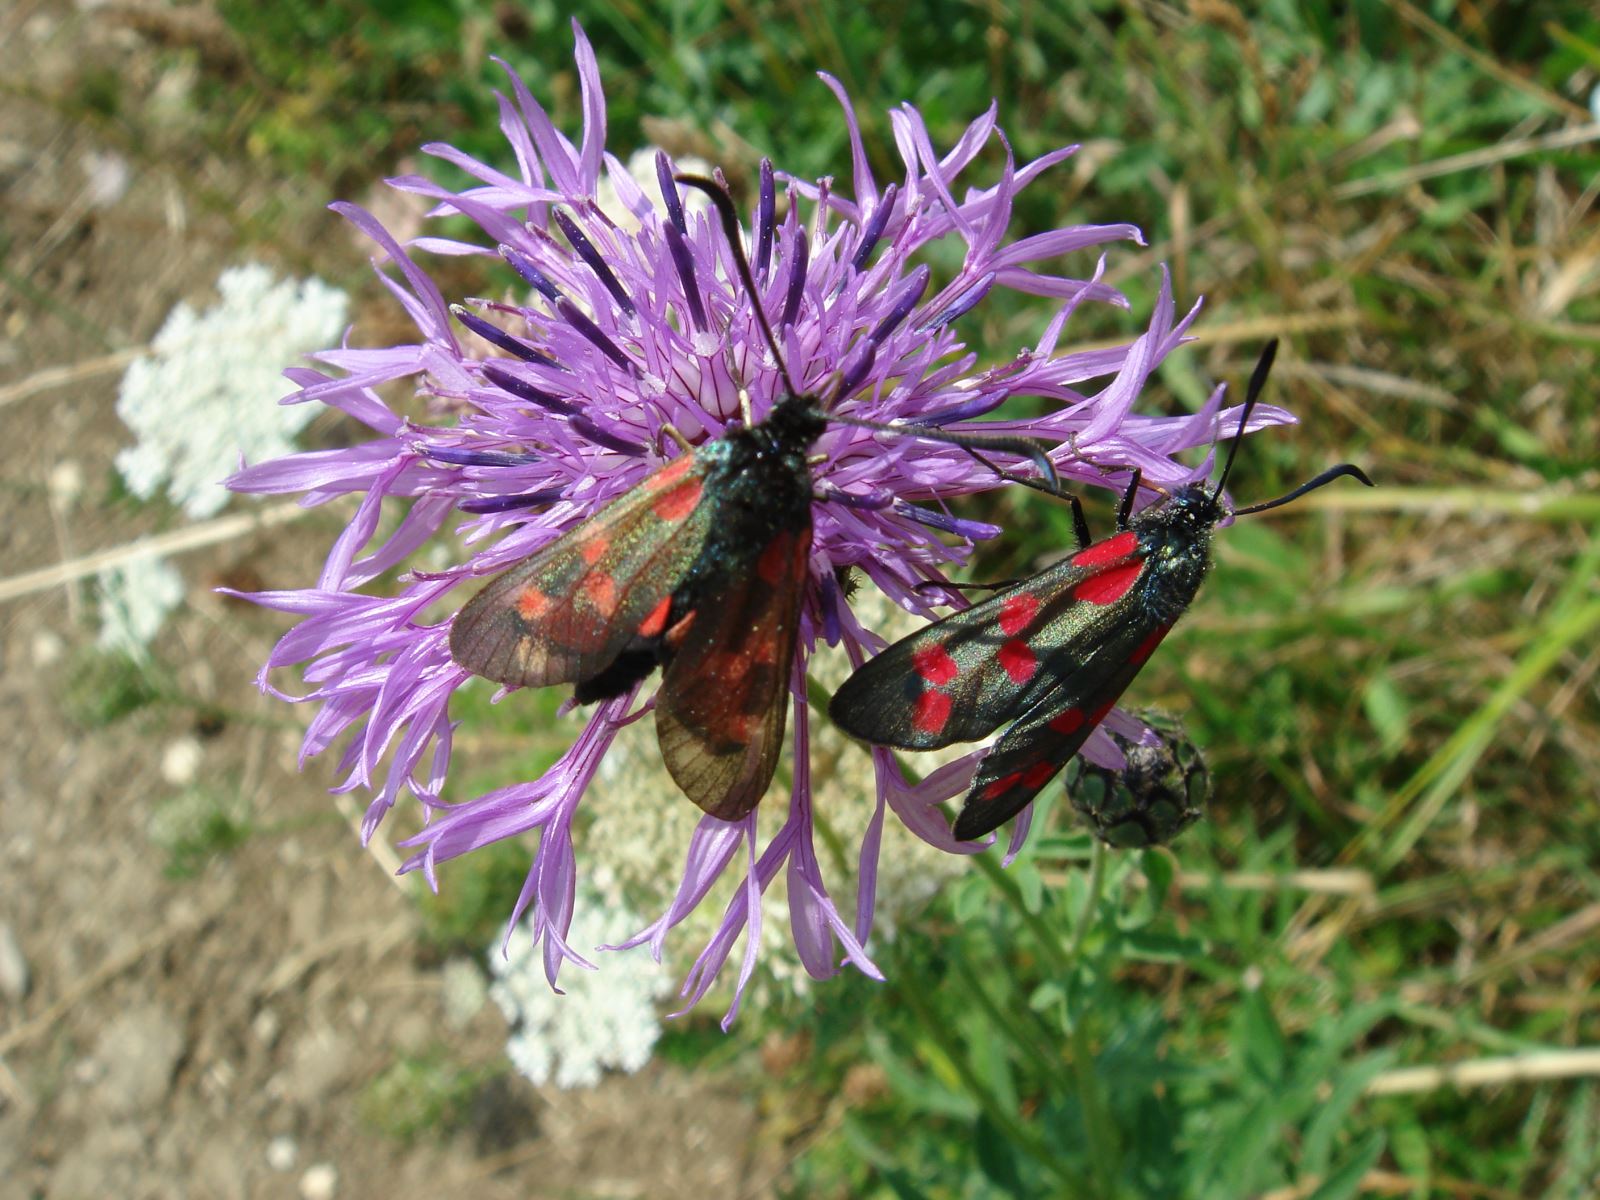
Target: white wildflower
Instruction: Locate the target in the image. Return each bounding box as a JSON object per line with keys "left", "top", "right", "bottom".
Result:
{"left": 97, "top": 556, "right": 185, "bottom": 656}
{"left": 116, "top": 264, "right": 349, "bottom": 517}
{"left": 488, "top": 872, "right": 671, "bottom": 1089}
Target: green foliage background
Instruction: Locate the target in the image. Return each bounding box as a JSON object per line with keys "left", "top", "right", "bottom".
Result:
{"left": 159, "top": 1, "right": 1600, "bottom": 1195}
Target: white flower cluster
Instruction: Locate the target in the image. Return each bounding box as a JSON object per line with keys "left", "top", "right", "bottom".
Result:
{"left": 487, "top": 872, "right": 671, "bottom": 1089}
{"left": 116, "top": 263, "right": 349, "bottom": 518}
{"left": 97, "top": 556, "right": 185, "bottom": 657}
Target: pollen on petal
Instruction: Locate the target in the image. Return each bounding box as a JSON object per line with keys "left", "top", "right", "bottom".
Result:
{"left": 912, "top": 644, "right": 960, "bottom": 686}
{"left": 1074, "top": 561, "right": 1142, "bottom": 606}
{"left": 999, "top": 592, "right": 1039, "bottom": 637}
{"left": 998, "top": 639, "right": 1036, "bottom": 684}
{"left": 1072, "top": 530, "right": 1138, "bottom": 569}
{"left": 912, "top": 689, "right": 953, "bottom": 736}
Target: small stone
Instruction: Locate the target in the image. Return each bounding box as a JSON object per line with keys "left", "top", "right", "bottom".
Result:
{"left": 0, "top": 923, "right": 28, "bottom": 1002}
{"left": 160, "top": 737, "right": 203, "bottom": 786}
{"left": 92, "top": 1004, "right": 184, "bottom": 1116}
{"left": 280, "top": 1026, "right": 350, "bottom": 1104}
{"left": 47, "top": 460, "right": 83, "bottom": 506}
{"left": 299, "top": 1162, "right": 338, "bottom": 1200}
{"left": 252, "top": 1007, "right": 281, "bottom": 1048}
{"left": 266, "top": 1135, "right": 297, "bottom": 1172}
{"left": 31, "top": 630, "right": 64, "bottom": 667}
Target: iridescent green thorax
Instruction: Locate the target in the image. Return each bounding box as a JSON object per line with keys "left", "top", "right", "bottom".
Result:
{"left": 676, "top": 391, "right": 823, "bottom": 603}
{"left": 1128, "top": 483, "right": 1224, "bottom": 624}
{"left": 1065, "top": 711, "right": 1209, "bottom": 848}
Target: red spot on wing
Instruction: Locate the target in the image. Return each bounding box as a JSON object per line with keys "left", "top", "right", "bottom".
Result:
{"left": 912, "top": 644, "right": 960, "bottom": 686}
{"left": 755, "top": 534, "right": 793, "bottom": 586}
{"left": 515, "top": 587, "right": 550, "bottom": 621}
{"left": 912, "top": 690, "right": 953, "bottom": 736}
{"left": 1129, "top": 623, "right": 1171, "bottom": 665}
{"left": 648, "top": 455, "right": 695, "bottom": 489}
{"left": 1074, "top": 561, "right": 1142, "bottom": 606}
{"left": 583, "top": 572, "right": 617, "bottom": 616}
{"left": 581, "top": 534, "right": 610, "bottom": 564}
{"left": 1088, "top": 698, "right": 1117, "bottom": 724}
{"left": 663, "top": 612, "right": 695, "bottom": 652}
{"left": 1022, "top": 761, "right": 1057, "bottom": 789}
{"left": 1048, "top": 708, "right": 1085, "bottom": 735}
{"left": 1073, "top": 529, "right": 1138, "bottom": 568}
{"left": 999, "top": 593, "right": 1040, "bottom": 637}
{"left": 638, "top": 595, "right": 672, "bottom": 638}
{"left": 982, "top": 771, "right": 1022, "bottom": 802}
{"left": 998, "top": 639, "right": 1037, "bottom": 684}
{"left": 651, "top": 476, "right": 703, "bottom": 522}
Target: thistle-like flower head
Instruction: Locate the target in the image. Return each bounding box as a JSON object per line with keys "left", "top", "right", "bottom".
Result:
{"left": 228, "top": 22, "right": 1288, "bottom": 1023}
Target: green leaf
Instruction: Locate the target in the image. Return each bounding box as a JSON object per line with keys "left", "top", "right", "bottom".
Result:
{"left": 974, "top": 1114, "right": 1027, "bottom": 1195}
{"left": 1301, "top": 1051, "right": 1398, "bottom": 1172}
{"left": 1116, "top": 930, "right": 1210, "bottom": 963}
{"left": 1306, "top": 1131, "right": 1386, "bottom": 1200}
{"left": 1360, "top": 674, "right": 1410, "bottom": 757}
{"left": 1235, "top": 989, "right": 1289, "bottom": 1082}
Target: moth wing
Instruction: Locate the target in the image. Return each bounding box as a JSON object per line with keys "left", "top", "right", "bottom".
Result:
{"left": 951, "top": 617, "right": 1176, "bottom": 840}
{"left": 449, "top": 455, "right": 713, "bottom": 688}
{"left": 830, "top": 530, "right": 1149, "bottom": 750}
{"left": 655, "top": 527, "right": 812, "bottom": 821}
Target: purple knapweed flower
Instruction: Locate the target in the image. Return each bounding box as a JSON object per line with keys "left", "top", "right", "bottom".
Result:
{"left": 227, "top": 22, "right": 1290, "bottom": 1024}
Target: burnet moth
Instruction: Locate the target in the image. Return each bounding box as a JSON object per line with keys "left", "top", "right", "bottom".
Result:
{"left": 1063, "top": 710, "right": 1208, "bottom": 849}
{"left": 829, "top": 340, "right": 1373, "bottom": 841}
{"left": 449, "top": 175, "right": 1051, "bottom": 823}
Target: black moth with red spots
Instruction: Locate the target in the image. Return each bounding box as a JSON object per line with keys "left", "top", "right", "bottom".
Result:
{"left": 829, "top": 341, "right": 1372, "bottom": 841}
{"left": 449, "top": 178, "right": 826, "bottom": 823}
{"left": 450, "top": 175, "right": 1053, "bottom": 823}
{"left": 450, "top": 391, "right": 821, "bottom": 822}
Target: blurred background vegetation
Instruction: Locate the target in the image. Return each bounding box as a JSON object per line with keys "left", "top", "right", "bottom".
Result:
{"left": 14, "top": 0, "right": 1600, "bottom": 1196}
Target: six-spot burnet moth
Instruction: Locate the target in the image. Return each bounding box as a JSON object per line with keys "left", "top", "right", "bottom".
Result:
{"left": 449, "top": 175, "right": 1053, "bottom": 823}
{"left": 829, "top": 340, "right": 1374, "bottom": 841}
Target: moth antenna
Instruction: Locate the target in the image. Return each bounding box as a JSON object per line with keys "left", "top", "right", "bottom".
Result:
{"left": 1211, "top": 338, "right": 1279, "bottom": 509}
{"left": 1234, "top": 463, "right": 1374, "bottom": 515}
{"left": 675, "top": 174, "right": 801, "bottom": 400}
{"left": 830, "top": 416, "right": 1062, "bottom": 493}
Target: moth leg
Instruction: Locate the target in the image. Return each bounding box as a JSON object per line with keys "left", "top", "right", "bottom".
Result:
{"left": 661, "top": 424, "right": 694, "bottom": 454}
{"left": 965, "top": 447, "right": 1092, "bottom": 549}
{"left": 1116, "top": 468, "right": 1144, "bottom": 530}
